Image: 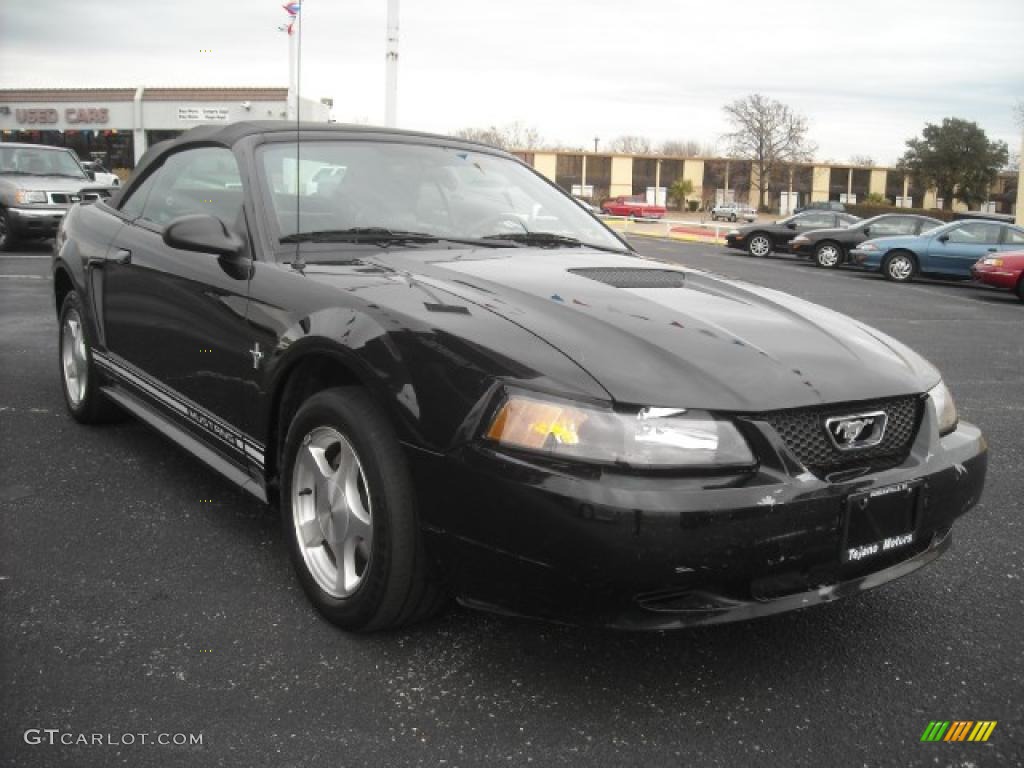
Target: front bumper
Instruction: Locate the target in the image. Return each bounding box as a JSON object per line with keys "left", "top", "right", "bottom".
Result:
{"left": 970, "top": 265, "right": 1020, "bottom": 291}
{"left": 724, "top": 234, "right": 745, "bottom": 250}
{"left": 7, "top": 206, "right": 68, "bottom": 237}
{"left": 849, "top": 248, "right": 882, "bottom": 268}
{"left": 412, "top": 405, "right": 987, "bottom": 629}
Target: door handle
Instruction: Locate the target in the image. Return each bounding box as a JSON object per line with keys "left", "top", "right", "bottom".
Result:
{"left": 986, "top": 247, "right": 998, "bottom": 252}
{"left": 112, "top": 248, "right": 132, "bottom": 265}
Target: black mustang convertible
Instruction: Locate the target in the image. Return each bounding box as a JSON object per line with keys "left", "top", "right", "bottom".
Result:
{"left": 53, "top": 122, "right": 987, "bottom": 631}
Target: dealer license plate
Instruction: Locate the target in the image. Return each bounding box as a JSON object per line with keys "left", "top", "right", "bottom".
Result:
{"left": 841, "top": 480, "right": 922, "bottom": 563}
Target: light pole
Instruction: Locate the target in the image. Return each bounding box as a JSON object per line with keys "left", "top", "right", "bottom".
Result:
{"left": 593, "top": 137, "right": 599, "bottom": 153}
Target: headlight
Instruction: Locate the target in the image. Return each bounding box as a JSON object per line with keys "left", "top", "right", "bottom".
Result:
{"left": 15, "top": 190, "right": 47, "bottom": 204}
{"left": 858, "top": 242, "right": 879, "bottom": 252}
{"left": 727, "top": 229, "right": 741, "bottom": 236}
{"left": 791, "top": 235, "right": 808, "bottom": 244}
{"left": 980, "top": 257, "right": 1003, "bottom": 267}
{"left": 485, "top": 392, "right": 755, "bottom": 468}
{"left": 928, "top": 381, "right": 958, "bottom": 436}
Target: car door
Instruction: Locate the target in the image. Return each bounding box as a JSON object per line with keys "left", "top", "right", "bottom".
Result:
{"left": 101, "top": 146, "right": 255, "bottom": 453}
{"left": 928, "top": 221, "right": 1002, "bottom": 276}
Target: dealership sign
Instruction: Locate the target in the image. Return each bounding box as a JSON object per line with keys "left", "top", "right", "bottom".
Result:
{"left": 6, "top": 107, "right": 109, "bottom": 124}
{"left": 177, "top": 106, "right": 230, "bottom": 122}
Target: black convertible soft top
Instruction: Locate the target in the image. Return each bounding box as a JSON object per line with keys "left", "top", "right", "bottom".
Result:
{"left": 114, "top": 121, "right": 510, "bottom": 206}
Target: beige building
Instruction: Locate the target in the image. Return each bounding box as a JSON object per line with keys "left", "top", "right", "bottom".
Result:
{"left": 514, "top": 149, "right": 1018, "bottom": 217}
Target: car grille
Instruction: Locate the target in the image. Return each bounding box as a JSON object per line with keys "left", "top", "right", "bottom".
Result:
{"left": 756, "top": 396, "right": 923, "bottom": 475}
{"left": 47, "top": 192, "right": 80, "bottom": 204}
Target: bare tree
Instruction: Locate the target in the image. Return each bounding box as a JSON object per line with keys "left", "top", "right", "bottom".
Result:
{"left": 454, "top": 122, "right": 543, "bottom": 150}
{"left": 609, "top": 135, "right": 653, "bottom": 154}
{"left": 722, "top": 94, "right": 816, "bottom": 209}
{"left": 658, "top": 139, "right": 702, "bottom": 157}
{"left": 849, "top": 154, "right": 875, "bottom": 167}
{"left": 1015, "top": 100, "right": 1024, "bottom": 128}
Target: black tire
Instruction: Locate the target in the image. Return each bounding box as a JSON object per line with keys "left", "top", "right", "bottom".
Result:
{"left": 814, "top": 241, "right": 844, "bottom": 268}
{"left": 0, "top": 208, "right": 17, "bottom": 252}
{"left": 747, "top": 233, "right": 772, "bottom": 258}
{"left": 58, "top": 292, "right": 125, "bottom": 423}
{"left": 729, "top": 214, "right": 737, "bottom": 222}
{"left": 882, "top": 251, "right": 916, "bottom": 283}
{"left": 280, "top": 387, "right": 445, "bottom": 631}
{"left": 1016, "top": 276, "right": 1024, "bottom": 303}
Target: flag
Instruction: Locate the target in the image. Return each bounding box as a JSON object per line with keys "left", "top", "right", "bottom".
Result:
{"left": 283, "top": 2, "right": 301, "bottom": 15}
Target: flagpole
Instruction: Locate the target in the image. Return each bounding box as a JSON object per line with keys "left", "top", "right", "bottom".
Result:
{"left": 287, "top": 11, "right": 299, "bottom": 120}
{"left": 385, "top": 0, "right": 399, "bottom": 127}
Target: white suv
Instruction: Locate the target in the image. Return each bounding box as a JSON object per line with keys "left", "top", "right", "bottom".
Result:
{"left": 710, "top": 202, "right": 757, "bottom": 222}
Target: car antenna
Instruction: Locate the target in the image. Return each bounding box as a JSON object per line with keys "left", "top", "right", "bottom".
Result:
{"left": 291, "top": 2, "right": 305, "bottom": 272}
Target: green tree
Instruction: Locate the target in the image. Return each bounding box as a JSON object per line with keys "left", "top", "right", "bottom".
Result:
{"left": 669, "top": 178, "right": 694, "bottom": 210}
{"left": 899, "top": 118, "right": 1008, "bottom": 210}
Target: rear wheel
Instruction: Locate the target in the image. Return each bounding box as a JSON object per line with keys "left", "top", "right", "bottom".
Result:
{"left": 1016, "top": 276, "right": 1024, "bottom": 302}
{"left": 729, "top": 214, "right": 737, "bottom": 222}
{"left": 747, "top": 234, "right": 772, "bottom": 257}
{"left": 281, "top": 387, "right": 445, "bottom": 631}
{"left": 814, "top": 241, "right": 843, "bottom": 268}
{"left": 883, "top": 251, "right": 916, "bottom": 282}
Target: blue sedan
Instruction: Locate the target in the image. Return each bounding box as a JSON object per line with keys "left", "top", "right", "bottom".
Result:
{"left": 850, "top": 219, "right": 1024, "bottom": 282}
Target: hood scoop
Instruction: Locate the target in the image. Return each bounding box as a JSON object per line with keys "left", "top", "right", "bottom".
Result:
{"left": 568, "top": 267, "right": 686, "bottom": 289}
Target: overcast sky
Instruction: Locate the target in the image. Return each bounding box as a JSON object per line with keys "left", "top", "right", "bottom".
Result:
{"left": 2, "top": 0, "right": 1021, "bottom": 165}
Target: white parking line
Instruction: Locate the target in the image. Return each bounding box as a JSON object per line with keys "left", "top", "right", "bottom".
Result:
{"left": 0, "top": 275, "right": 47, "bottom": 280}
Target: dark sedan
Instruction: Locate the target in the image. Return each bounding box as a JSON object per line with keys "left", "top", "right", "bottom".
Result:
{"left": 53, "top": 122, "right": 986, "bottom": 631}
{"left": 789, "top": 214, "right": 943, "bottom": 268}
{"left": 725, "top": 210, "right": 861, "bottom": 257}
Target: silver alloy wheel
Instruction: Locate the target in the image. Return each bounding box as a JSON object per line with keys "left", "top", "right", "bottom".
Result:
{"left": 61, "top": 308, "right": 88, "bottom": 407}
{"left": 291, "top": 426, "right": 373, "bottom": 598}
{"left": 816, "top": 244, "right": 840, "bottom": 267}
{"left": 887, "top": 254, "right": 914, "bottom": 281}
{"left": 749, "top": 236, "right": 771, "bottom": 257}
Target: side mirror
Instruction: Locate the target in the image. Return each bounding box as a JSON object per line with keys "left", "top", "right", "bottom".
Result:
{"left": 786, "top": 221, "right": 797, "bottom": 229}
{"left": 163, "top": 214, "right": 244, "bottom": 258}
{"left": 862, "top": 226, "right": 870, "bottom": 236}
{"left": 938, "top": 233, "right": 950, "bottom": 243}
{"left": 85, "top": 169, "right": 96, "bottom": 181}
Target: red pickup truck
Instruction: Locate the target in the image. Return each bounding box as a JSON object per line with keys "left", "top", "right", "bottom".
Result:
{"left": 600, "top": 196, "right": 666, "bottom": 219}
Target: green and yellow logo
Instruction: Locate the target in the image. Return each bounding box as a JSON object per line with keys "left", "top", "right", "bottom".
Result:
{"left": 920, "top": 721, "right": 997, "bottom": 742}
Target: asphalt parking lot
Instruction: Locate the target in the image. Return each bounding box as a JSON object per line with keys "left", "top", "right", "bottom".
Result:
{"left": 1, "top": 237, "right": 1021, "bottom": 768}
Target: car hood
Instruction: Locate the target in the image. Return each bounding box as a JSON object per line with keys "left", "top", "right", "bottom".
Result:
{"left": 310, "top": 247, "right": 940, "bottom": 411}
{"left": 855, "top": 234, "right": 922, "bottom": 250}
{"left": 0, "top": 174, "right": 93, "bottom": 192}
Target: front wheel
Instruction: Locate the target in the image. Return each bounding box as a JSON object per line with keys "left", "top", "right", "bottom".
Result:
{"left": 58, "top": 292, "right": 124, "bottom": 423}
{"left": 0, "top": 208, "right": 16, "bottom": 252}
{"left": 281, "top": 387, "right": 445, "bottom": 631}
{"left": 814, "top": 242, "right": 843, "bottom": 268}
{"left": 1016, "top": 276, "right": 1024, "bottom": 303}
{"left": 883, "top": 252, "right": 916, "bottom": 282}
{"left": 747, "top": 234, "right": 772, "bottom": 257}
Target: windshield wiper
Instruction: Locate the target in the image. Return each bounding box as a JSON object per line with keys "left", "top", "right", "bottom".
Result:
{"left": 282, "top": 227, "right": 440, "bottom": 244}
{"left": 280, "top": 227, "right": 516, "bottom": 248}
{"left": 482, "top": 231, "right": 628, "bottom": 253}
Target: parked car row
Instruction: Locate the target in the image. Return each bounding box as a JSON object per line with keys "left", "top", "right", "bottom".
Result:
{"left": 723, "top": 208, "right": 1024, "bottom": 302}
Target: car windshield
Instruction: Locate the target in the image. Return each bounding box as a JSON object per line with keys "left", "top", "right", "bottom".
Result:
{"left": 0, "top": 146, "right": 86, "bottom": 178}
{"left": 258, "top": 141, "right": 628, "bottom": 252}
